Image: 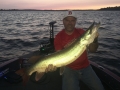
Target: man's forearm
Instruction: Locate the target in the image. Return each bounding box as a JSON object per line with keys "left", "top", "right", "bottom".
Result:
{"left": 89, "top": 37, "right": 99, "bottom": 52}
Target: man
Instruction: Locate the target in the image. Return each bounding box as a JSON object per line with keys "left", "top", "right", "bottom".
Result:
{"left": 51, "top": 10, "right": 104, "bottom": 90}
{"left": 16, "top": 10, "right": 104, "bottom": 89}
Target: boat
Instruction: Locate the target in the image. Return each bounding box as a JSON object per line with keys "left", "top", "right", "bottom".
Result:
{"left": 0, "top": 21, "right": 120, "bottom": 90}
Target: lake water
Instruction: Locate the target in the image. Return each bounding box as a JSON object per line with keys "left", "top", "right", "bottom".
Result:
{"left": 0, "top": 10, "right": 120, "bottom": 76}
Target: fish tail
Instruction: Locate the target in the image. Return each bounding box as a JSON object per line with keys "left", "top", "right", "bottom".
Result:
{"left": 15, "top": 68, "right": 30, "bottom": 85}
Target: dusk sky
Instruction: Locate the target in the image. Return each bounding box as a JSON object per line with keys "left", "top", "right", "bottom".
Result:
{"left": 0, "top": 0, "right": 120, "bottom": 10}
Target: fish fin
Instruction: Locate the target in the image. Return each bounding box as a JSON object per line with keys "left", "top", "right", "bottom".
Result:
{"left": 86, "top": 45, "right": 89, "bottom": 51}
{"left": 60, "top": 67, "right": 65, "bottom": 75}
{"left": 35, "top": 72, "right": 45, "bottom": 81}
{"left": 22, "top": 73, "right": 30, "bottom": 86}
{"left": 15, "top": 68, "right": 30, "bottom": 85}
{"left": 28, "top": 55, "right": 41, "bottom": 64}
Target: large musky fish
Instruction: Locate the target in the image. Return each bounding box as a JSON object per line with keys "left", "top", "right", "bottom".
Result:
{"left": 26, "top": 22, "right": 100, "bottom": 78}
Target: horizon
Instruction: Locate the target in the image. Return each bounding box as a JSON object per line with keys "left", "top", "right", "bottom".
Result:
{"left": 0, "top": 6, "right": 120, "bottom": 11}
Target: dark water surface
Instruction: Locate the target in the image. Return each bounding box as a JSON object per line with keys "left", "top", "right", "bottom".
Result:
{"left": 0, "top": 11, "right": 120, "bottom": 76}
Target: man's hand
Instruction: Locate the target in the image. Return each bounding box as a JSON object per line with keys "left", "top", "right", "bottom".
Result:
{"left": 89, "top": 32, "right": 99, "bottom": 52}
{"left": 45, "top": 64, "right": 57, "bottom": 73}
{"left": 93, "top": 32, "right": 99, "bottom": 43}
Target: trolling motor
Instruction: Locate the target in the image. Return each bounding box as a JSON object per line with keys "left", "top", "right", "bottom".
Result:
{"left": 49, "top": 21, "right": 56, "bottom": 45}
{"left": 40, "top": 21, "right": 56, "bottom": 54}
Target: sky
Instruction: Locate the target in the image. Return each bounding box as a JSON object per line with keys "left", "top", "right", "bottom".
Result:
{"left": 0, "top": 0, "right": 120, "bottom": 10}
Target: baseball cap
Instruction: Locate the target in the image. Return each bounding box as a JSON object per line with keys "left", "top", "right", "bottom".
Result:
{"left": 63, "top": 10, "right": 77, "bottom": 19}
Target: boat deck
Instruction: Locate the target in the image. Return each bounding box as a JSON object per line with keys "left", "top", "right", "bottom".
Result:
{"left": 0, "top": 68, "right": 111, "bottom": 90}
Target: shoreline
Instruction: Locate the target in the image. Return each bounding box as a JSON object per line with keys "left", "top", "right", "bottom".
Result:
{"left": 0, "top": 6, "right": 120, "bottom": 11}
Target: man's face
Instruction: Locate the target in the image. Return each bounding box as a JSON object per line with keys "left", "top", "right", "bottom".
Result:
{"left": 63, "top": 16, "right": 76, "bottom": 33}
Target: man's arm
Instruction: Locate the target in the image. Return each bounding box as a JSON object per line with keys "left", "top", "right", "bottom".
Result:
{"left": 89, "top": 36, "right": 99, "bottom": 53}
